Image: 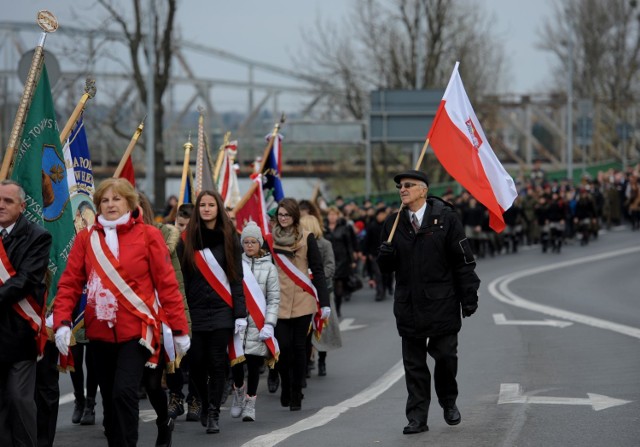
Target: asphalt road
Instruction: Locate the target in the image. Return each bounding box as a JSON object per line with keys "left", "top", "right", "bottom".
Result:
{"left": 52, "top": 227, "right": 640, "bottom": 446}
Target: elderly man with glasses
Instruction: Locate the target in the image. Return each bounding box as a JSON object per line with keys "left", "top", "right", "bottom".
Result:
{"left": 376, "top": 169, "right": 480, "bottom": 435}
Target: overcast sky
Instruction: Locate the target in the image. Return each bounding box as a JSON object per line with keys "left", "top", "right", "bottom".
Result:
{"left": 7, "top": 0, "right": 556, "bottom": 111}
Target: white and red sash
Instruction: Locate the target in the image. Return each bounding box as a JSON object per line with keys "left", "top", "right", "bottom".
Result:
{"left": 86, "top": 229, "right": 161, "bottom": 362}
{"left": 242, "top": 261, "right": 279, "bottom": 359}
{"left": 264, "top": 234, "right": 325, "bottom": 337}
{"left": 195, "top": 248, "right": 245, "bottom": 365}
{"left": 0, "top": 239, "right": 48, "bottom": 358}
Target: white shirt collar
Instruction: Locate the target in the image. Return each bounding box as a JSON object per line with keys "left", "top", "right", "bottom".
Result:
{"left": 0, "top": 222, "right": 17, "bottom": 235}
{"left": 408, "top": 202, "right": 427, "bottom": 226}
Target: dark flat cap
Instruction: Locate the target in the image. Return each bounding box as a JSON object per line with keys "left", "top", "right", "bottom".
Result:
{"left": 394, "top": 169, "right": 429, "bottom": 187}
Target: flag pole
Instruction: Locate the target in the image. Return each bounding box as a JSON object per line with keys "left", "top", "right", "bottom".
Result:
{"left": 213, "top": 131, "right": 230, "bottom": 183}
{"left": 59, "top": 78, "right": 96, "bottom": 144}
{"left": 178, "top": 136, "right": 193, "bottom": 208}
{"left": 113, "top": 116, "right": 146, "bottom": 178}
{"left": 386, "top": 137, "right": 430, "bottom": 243}
{"left": 232, "top": 114, "right": 285, "bottom": 214}
{"left": 258, "top": 113, "right": 286, "bottom": 173}
{"left": 0, "top": 10, "right": 58, "bottom": 180}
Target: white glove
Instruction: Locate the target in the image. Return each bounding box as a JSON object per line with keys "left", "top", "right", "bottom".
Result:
{"left": 321, "top": 306, "right": 331, "bottom": 320}
{"left": 174, "top": 335, "right": 191, "bottom": 356}
{"left": 55, "top": 326, "right": 71, "bottom": 356}
{"left": 258, "top": 323, "right": 274, "bottom": 341}
{"left": 234, "top": 318, "right": 248, "bottom": 334}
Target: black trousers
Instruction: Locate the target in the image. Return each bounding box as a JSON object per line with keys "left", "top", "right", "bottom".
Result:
{"left": 231, "top": 354, "right": 264, "bottom": 396}
{"left": 401, "top": 333, "right": 458, "bottom": 424}
{"left": 190, "top": 329, "right": 232, "bottom": 413}
{"left": 69, "top": 342, "right": 98, "bottom": 402}
{"left": 0, "top": 358, "right": 37, "bottom": 447}
{"left": 93, "top": 339, "right": 150, "bottom": 447}
{"left": 142, "top": 352, "right": 168, "bottom": 426}
{"left": 275, "top": 315, "right": 312, "bottom": 395}
{"left": 36, "top": 342, "right": 60, "bottom": 447}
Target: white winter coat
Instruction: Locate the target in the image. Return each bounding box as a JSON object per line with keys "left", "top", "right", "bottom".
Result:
{"left": 242, "top": 252, "right": 280, "bottom": 357}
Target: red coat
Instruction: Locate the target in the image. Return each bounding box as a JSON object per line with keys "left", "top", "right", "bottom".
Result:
{"left": 54, "top": 211, "right": 189, "bottom": 344}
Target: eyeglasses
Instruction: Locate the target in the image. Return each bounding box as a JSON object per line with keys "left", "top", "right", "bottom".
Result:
{"left": 277, "top": 213, "right": 291, "bottom": 218}
{"left": 396, "top": 182, "right": 422, "bottom": 189}
{"left": 242, "top": 240, "right": 259, "bottom": 246}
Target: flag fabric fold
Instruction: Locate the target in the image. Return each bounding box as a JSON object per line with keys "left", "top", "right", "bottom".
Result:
{"left": 234, "top": 174, "right": 270, "bottom": 234}
{"left": 427, "top": 62, "right": 517, "bottom": 233}
{"left": 261, "top": 133, "right": 284, "bottom": 213}
{"left": 195, "top": 114, "right": 215, "bottom": 195}
{"left": 10, "top": 65, "right": 75, "bottom": 305}
{"left": 63, "top": 115, "right": 97, "bottom": 335}
{"left": 216, "top": 140, "right": 241, "bottom": 209}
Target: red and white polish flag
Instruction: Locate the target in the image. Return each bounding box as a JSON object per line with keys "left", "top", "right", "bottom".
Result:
{"left": 428, "top": 62, "right": 517, "bottom": 233}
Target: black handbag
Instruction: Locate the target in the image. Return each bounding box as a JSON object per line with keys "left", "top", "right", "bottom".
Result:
{"left": 346, "top": 273, "right": 363, "bottom": 293}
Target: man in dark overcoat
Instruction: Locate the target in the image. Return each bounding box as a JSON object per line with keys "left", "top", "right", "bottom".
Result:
{"left": 377, "top": 170, "right": 480, "bottom": 435}
{"left": 0, "top": 180, "right": 52, "bottom": 446}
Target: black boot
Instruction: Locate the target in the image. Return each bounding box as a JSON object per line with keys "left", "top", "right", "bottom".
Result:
{"left": 267, "top": 369, "right": 279, "bottom": 393}
{"left": 80, "top": 397, "right": 96, "bottom": 425}
{"left": 280, "top": 385, "right": 290, "bottom": 407}
{"left": 155, "top": 418, "right": 174, "bottom": 447}
{"left": 318, "top": 359, "right": 326, "bottom": 377}
{"left": 206, "top": 409, "right": 220, "bottom": 434}
{"left": 289, "top": 390, "right": 303, "bottom": 411}
{"left": 72, "top": 395, "right": 85, "bottom": 424}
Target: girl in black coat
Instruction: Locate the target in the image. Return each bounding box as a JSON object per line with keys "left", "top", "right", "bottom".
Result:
{"left": 178, "top": 190, "right": 246, "bottom": 434}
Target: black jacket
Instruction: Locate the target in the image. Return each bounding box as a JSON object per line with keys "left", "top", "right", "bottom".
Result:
{"left": 0, "top": 214, "right": 52, "bottom": 363}
{"left": 377, "top": 197, "right": 480, "bottom": 338}
{"left": 178, "top": 227, "right": 246, "bottom": 332}
{"left": 324, "top": 219, "right": 354, "bottom": 279}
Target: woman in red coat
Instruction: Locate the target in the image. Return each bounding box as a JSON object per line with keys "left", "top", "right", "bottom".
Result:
{"left": 53, "top": 178, "right": 190, "bottom": 447}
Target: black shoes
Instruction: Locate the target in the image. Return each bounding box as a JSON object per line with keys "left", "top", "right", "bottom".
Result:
{"left": 280, "top": 387, "right": 290, "bottom": 407}
{"left": 71, "top": 398, "right": 84, "bottom": 424}
{"left": 206, "top": 411, "right": 220, "bottom": 434}
{"left": 289, "top": 391, "right": 303, "bottom": 411}
{"left": 267, "top": 369, "right": 280, "bottom": 393}
{"left": 155, "top": 418, "right": 174, "bottom": 447}
{"left": 80, "top": 397, "right": 96, "bottom": 425}
{"left": 443, "top": 405, "right": 461, "bottom": 425}
{"left": 403, "top": 420, "right": 428, "bottom": 435}
{"left": 318, "top": 361, "right": 326, "bottom": 377}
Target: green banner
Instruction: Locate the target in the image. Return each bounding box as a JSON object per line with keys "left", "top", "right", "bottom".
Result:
{"left": 10, "top": 65, "right": 75, "bottom": 306}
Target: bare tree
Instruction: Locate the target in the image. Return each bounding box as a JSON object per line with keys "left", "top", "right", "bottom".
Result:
{"left": 296, "top": 0, "right": 505, "bottom": 191}
{"left": 540, "top": 0, "right": 640, "bottom": 109}
{"left": 97, "top": 0, "right": 177, "bottom": 207}
{"left": 298, "top": 0, "right": 505, "bottom": 120}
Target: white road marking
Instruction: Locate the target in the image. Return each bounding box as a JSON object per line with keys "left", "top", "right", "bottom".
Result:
{"left": 59, "top": 392, "right": 75, "bottom": 405}
{"left": 488, "top": 245, "right": 640, "bottom": 339}
{"left": 498, "top": 383, "right": 631, "bottom": 411}
{"left": 493, "top": 313, "right": 573, "bottom": 328}
{"left": 338, "top": 317, "right": 367, "bottom": 332}
{"left": 241, "top": 360, "right": 405, "bottom": 447}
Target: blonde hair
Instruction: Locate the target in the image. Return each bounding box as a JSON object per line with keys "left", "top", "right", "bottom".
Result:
{"left": 299, "top": 215, "right": 323, "bottom": 239}
{"left": 93, "top": 178, "right": 139, "bottom": 214}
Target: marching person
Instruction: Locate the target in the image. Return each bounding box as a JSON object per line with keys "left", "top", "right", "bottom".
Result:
{"left": 229, "top": 221, "right": 280, "bottom": 422}
{"left": 377, "top": 170, "right": 480, "bottom": 435}
{"left": 0, "top": 180, "right": 52, "bottom": 447}
{"left": 300, "top": 215, "right": 341, "bottom": 377}
{"left": 270, "top": 198, "right": 330, "bottom": 411}
{"left": 53, "top": 178, "right": 190, "bottom": 447}
{"left": 178, "top": 190, "right": 247, "bottom": 434}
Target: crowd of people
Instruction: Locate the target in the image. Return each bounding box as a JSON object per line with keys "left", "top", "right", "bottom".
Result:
{"left": 1, "top": 162, "right": 638, "bottom": 446}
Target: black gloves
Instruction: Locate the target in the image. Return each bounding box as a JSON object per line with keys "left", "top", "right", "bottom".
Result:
{"left": 461, "top": 303, "right": 478, "bottom": 318}
{"left": 378, "top": 241, "right": 395, "bottom": 257}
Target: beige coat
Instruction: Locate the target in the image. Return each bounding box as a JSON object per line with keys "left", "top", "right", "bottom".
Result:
{"left": 273, "top": 230, "right": 318, "bottom": 319}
